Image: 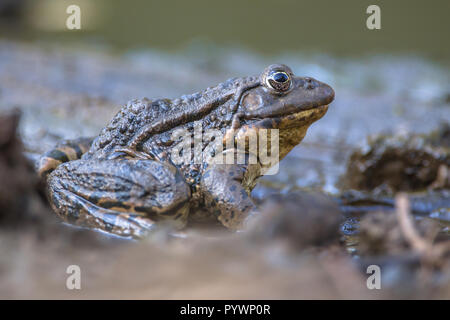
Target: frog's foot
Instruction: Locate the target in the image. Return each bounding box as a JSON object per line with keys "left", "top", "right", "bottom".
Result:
{"left": 47, "top": 159, "right": 191, "bottom": 238}
{"left": 37, "top": 137, "right": 94, "bottom": 178}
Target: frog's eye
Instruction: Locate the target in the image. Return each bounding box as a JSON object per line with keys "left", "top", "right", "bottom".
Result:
{"left": 266, "top": 71, "right": 291, "bottom": 92}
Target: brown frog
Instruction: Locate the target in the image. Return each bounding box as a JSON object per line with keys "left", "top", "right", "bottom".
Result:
{"left": 38, "top": 64, "right": 335, "bottom": 238}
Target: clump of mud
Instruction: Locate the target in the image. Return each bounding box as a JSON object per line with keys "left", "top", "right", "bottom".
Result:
{"left": 343, "top": 123, "right": 449, "bottom": 193}
{"left": 0, "top": 109, "right": 49, "bottom": 226}
{"left": 0, "top": 110, "right": 113, "bottom": 245}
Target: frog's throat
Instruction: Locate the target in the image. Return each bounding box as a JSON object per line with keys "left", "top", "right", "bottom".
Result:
{"left": 223, "top": 104, "right": 328, "bottom": 162}
{"left": 278, "top": 104, "right": 329, "bottom": 129}
{"left": 273, "top": 105, "right": 329, "bottom": 160}
{"left": 238, "top": 104, "right": 328, "bottom": 130}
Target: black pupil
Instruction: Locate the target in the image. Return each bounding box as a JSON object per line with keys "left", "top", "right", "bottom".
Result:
{"left": 273, "top": 72, "right": 288, "bottom": 83}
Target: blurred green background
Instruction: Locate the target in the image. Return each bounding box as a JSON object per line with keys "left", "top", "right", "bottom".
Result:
{"left": 1, "top": 0, "right": 449, "bottom": 61}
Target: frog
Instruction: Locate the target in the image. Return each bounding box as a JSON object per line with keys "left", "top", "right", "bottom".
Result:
{"left": 38, "top": 64, "right": 335, "bottom": 238}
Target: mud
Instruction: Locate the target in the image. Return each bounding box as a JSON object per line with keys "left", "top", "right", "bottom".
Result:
{"left": 0, "top": 109, "right": 48, "bottom": 227}
{"left": 342, "top": 123, "right": 450, "bottom": 193}
{"left": 0, "top": 40, "right": 449, "bottom": 299}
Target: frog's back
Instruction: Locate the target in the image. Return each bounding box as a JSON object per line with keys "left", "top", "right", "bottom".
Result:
{"left": 85, "top": 98, "right": 169, "bottom": 159}
{"left": 84, "top": 76, "right": 254, "bottom": 160}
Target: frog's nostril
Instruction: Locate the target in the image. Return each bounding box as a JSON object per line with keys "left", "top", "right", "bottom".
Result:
{"left": 304, "top": 78, "right": 315, "bottom": 90}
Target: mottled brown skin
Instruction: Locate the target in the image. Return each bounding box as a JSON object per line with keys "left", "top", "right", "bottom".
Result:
{"left": 38, "top": 64, "right": 335, "bottom": 238}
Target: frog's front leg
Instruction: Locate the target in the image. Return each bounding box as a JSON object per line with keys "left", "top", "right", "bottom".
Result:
{"left": 200, "top": 150, "right": 261, "bottom": 230}
{"left": 47, "top": 159, "right": 191, "bottom": 238}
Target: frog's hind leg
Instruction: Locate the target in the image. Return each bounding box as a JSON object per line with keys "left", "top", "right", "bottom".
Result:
{"left": 52, "top": 188, "right": 156, "bottom": 238}
{"left": 47, "top": 159, "right": 191, "bottom": 238}
{"left": 37, "top": 137, "right": 94, "bottom": 178}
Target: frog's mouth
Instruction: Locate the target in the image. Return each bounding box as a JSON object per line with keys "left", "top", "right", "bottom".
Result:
{"left": 243, "top": 104, "right": 329, "bottom": 130}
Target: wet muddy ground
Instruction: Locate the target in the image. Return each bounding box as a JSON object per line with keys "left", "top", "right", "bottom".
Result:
{"left": 0, "top": 40, "right": 449, "bottom": 299}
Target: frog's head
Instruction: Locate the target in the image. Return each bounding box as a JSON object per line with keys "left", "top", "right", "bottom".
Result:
{"left": 240, "top": 64, "right": 334, "bottom": 128}
{"left": 234, "top": 64, "right": 335, "bottom": 160}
